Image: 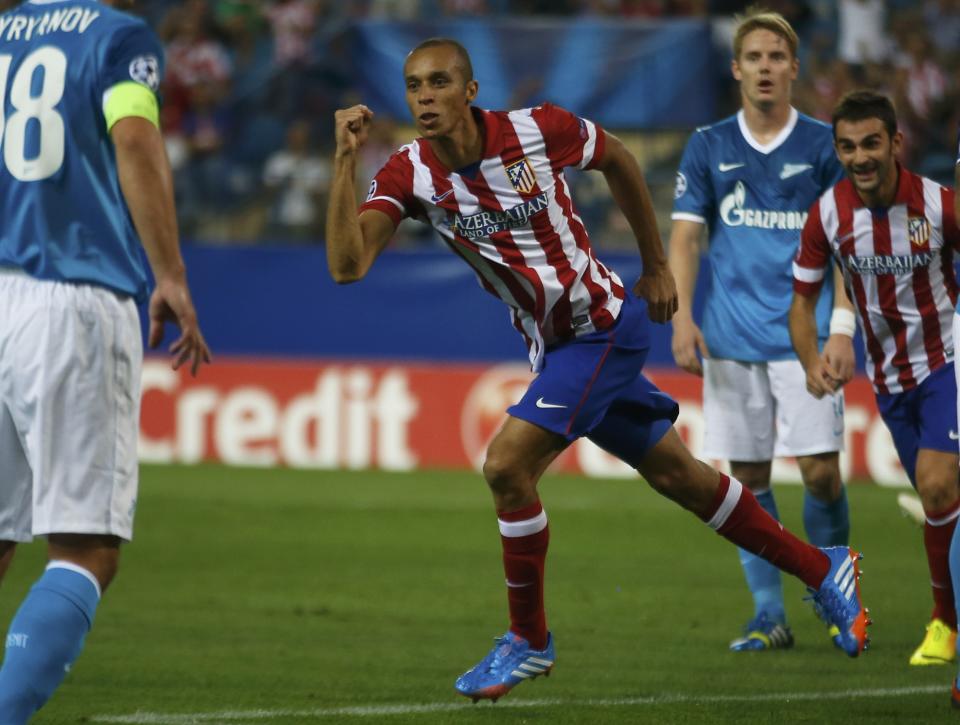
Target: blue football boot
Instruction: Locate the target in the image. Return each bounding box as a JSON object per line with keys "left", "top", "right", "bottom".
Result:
{"left": 729, "top": 611, "right": 794, "bottom": 651}
{"left": 454, "top": 631, "right": 555, "bottom": 702}
{"left": 808, "top": 546, "right": 871, "bottom": 657}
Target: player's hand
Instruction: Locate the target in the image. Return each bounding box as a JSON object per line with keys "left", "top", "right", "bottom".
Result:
{"left": 633, "top": 263, "right": 678, "bottom": 324}
{"left": 823, "top": 333, "right": 855, "bottom": 385}
{"left": 805, "top": 355, "right": 841, "bottom": 399}
{"left": 671, "top": 314, "right": 709, "bottom": 376}
{"left": 148, "top": 274, "right": 212, "bottom": 377}
{"left": 334, "top": 105, "right": 373, "bottom": 156}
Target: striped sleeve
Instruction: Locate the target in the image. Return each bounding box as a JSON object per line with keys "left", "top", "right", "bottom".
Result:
{"left": 531, "top": 103, "right": 606, "bottom": 171}
{"left": 793, "top": 196, "right": 831, "bottom": 296}
{"left": 358, "top": 148, "right": 415, "bottom": 226}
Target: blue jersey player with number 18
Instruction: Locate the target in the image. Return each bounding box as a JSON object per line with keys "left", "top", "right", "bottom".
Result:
{"left": 0, "top": 1, "right": 210, "bottom": 720}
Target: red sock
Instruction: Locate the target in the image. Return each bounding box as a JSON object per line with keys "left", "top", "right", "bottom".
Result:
{"left": 923, "top": 500, "right": 960, "bottom": 629}
{"left": 498, "top": 500, "right": 549, "bottom": 650}
{"left": 702, "top": 474, "right": 830, "bottom": 588}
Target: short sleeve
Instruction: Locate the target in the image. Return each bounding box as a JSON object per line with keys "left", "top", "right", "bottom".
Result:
{"left": 793, "top": 198, "right": 832, "bottom": 296}
{"left": 531, "top": 103, "right": 606, "bottom": 170}
{"left": 671, "top": 130, "right": 712, "bottom": 224}
{"left": 99, "top": 22, "right": 164, "bottom": 99}
{"left": 358, "top": 149, "right": 416, "bottom": 227}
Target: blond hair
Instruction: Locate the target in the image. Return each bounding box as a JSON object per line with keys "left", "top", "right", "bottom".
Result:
{"left": 732, "top": 7, "right": 798, "bottom": 60}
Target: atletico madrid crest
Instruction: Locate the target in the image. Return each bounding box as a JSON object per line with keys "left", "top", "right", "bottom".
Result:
{"left": 908, "top": 216, "right": 930, "bottom": 247}
{"left": 505, "top": 157, "right": 537, "bottom": 194}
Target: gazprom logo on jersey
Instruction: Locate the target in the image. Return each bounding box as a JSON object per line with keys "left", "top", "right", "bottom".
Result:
{"left": 845, "top": 252, "right": 935, "bottom": 275}
{"left": 453, "top": 193, "right": 549, "bottom": 239}
{"left": 719, "top": 181, "right": 807, "bottom": 230}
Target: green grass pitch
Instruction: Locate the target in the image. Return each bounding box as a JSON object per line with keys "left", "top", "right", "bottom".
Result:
{"left": 2, "top": 465, "right": 953, "bottom": 724}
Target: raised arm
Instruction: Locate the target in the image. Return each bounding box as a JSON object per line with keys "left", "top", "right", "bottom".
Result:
{"left": 326, "top": 105, "right": 395, "bottom": 283}
{"left": 667, "top": 219, "right": 709, "bottom": 376}
{"left": 594, "top": 133, "right": 677, "bottom": 323}
{"left": 112, "top": 116, "right": 210, "bottom": 376}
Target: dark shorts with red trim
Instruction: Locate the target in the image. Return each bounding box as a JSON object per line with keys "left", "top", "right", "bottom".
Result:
{"left": 507, "top": 291, "right": 679, "bottom": 468}
{"left": 875, "top": 361, "right": 958, "bottom": 487}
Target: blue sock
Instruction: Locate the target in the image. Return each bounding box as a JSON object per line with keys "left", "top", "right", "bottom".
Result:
{"left": 737, "top": 488, "right": 786, "bottom": 624}
{"left": 803, "top": 487, "right": 850, "bottom": 547}
{"left": 950, "top": 519, "right": 960, "bottom": 690}
{"left": 0, "top": 563, "right": 100, "bottom": 724}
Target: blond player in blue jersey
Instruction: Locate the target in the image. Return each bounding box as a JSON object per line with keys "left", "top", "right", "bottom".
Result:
{"left": 668, "top": 9, "right": 857, "bottom": 653}
{"left": 0, "top": 1, "right": 209, "bottom": 720}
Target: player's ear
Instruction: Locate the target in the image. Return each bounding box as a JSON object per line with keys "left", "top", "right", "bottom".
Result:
{"left": 731, "top": 58, "right": 742, "bottom": 82}
{"left": 465, "top": 79, "right": 478, "bottom": 104}
{"left": 891, "top": 130, "right": 904, "bottom": 157}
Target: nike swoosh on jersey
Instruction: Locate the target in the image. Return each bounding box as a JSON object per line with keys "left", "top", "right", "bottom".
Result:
{"left": 430, "top": 189, "right": 454, "bottom": 203}
{"left": 950, "top": 430, "right": 959, "bottom": 440}
{"left": 718, "top": 162, "right": 745, "bottom": 172}
{"left": 780, "top": 163, "right": 813, "bottom": 179}
{"left": 535, "top": 397, "right": 567, "bottom": 409}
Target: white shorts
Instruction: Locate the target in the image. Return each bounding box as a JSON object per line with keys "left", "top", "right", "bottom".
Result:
{"left": 0, "top": 269, "right": 142, "bottom": 541}
{"left": 702, "top": 358, "right": 844, "bottom": 462}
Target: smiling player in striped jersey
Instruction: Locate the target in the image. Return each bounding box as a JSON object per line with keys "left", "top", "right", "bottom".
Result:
{"left": 327, "top": 37, "right": 871, "bottom": 702}
{"left": 791, "top": 91, "right": 959, "bottom": 676}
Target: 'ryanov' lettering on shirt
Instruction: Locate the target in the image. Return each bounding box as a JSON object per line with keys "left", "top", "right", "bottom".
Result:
{"left": 453, "top": 192, "right": 549, "bottom": 239}
{"left": 719, "top": 181, "right": 808, "bottom": 230}
{"left": 0, "top": 8, "right": 101, "bottom": 42}
{"left": 845, "top": 252, "right": 935, "bottom": 275}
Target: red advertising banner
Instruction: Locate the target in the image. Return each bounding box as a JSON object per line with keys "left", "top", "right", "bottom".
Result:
{"left": 140, "top": 357, "right": 908, "bottom": 486}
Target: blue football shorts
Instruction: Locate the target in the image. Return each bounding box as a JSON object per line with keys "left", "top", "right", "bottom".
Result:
{"left": 507, "top": 291, "right": 679, "bottom": 468}
{"left": 874, "top": 361, "right": 958, "bottom": 487}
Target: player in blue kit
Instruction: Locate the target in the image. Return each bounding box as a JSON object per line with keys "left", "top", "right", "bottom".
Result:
{"left": 668, "top": 9, "right": 857, "bottom": 652}
{"left": 0, "top": 1, "right": 209, "bottom": 720}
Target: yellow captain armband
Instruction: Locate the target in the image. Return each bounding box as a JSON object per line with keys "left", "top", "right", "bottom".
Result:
{"left": 103, "top": 81, "right": 160, "bottom": 131}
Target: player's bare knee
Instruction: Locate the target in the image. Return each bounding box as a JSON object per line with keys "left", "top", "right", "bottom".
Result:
{"left": 47, "top": 533, "right": 121, "bottom": 591}
{"left": 797, "top": 453, "right": 842, "bottom": 501}
{"left": 916, "top": 473, "right": 960, "bottom": 514}
{"left": 729, "top": 461, "right": 772, "bottom": 492}
{"left": 482, "top": 452, "right": 528, "bottom": 496}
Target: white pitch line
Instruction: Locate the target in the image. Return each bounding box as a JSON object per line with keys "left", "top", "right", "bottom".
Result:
{"left": 93, "top": 684, "right": 949, "bottom": 724}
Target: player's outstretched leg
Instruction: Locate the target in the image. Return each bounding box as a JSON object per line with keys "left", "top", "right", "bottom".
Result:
{"left": 455, "top": 418, "right": 564, "bottom": 703}
{"left": 635, "top": 428, "right": 871, "bottom": 657}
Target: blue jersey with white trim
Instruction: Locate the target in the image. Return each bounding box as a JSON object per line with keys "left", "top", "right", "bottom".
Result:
{"left": 672, "top": 109, "right": 844, "bottom": 361}
{"left": 0, "top": 0, "right": 164, "bottom": 301}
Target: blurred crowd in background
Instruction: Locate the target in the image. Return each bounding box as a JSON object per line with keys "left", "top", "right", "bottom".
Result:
{"left": 15, "top": 0, "right": 960, "bottom": 247}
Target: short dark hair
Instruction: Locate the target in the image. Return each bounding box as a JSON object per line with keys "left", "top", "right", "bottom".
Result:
{"left": 408, "top": 37, "right": 474, "bottom": 84}
{"left": 832, "top": 90, "right": 898, "bottom": 139}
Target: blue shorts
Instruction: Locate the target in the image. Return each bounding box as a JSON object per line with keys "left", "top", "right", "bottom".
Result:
{"left": 875, "top": 362, "right": 958, "bottom": 487}
{"left": 507, "top": 292, "right": 679, "bottom": 467}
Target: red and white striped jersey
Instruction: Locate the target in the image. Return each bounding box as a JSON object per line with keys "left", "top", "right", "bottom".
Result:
{"left": 359, "top": 104, "right": 625, "bottom": 371}
{"left": 793, "top": 166, "right": 960, "bottom": 394}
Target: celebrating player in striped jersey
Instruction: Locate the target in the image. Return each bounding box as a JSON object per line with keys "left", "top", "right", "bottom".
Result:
{"left": 669, "top": 9, "right": 856, "bottom": 653}
{"left": 328, "top": 37, "right": 870, "bottom": 703}
{"left": 0, "top": 1, "right": 210, "bottom": 720}
{"left": 791, "top": 91, "right": 959, "bottom": 675}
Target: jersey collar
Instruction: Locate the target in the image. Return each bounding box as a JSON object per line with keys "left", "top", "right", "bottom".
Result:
{"left": 737, "top": 106, "right": 798, "bottom": 155}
